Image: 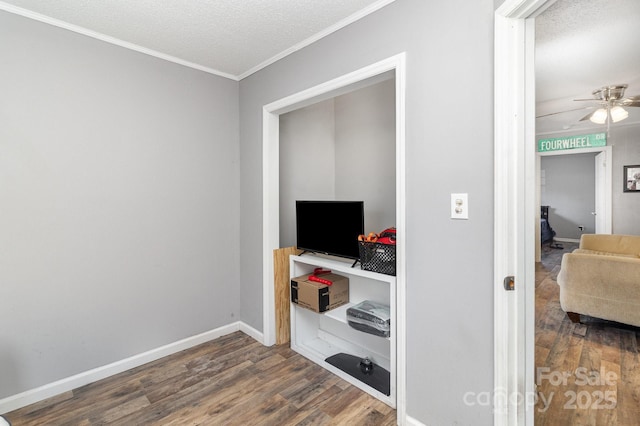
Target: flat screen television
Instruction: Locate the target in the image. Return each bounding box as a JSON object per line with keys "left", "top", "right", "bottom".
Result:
{"left": 296, "top": 200, "right": 364, "bottom": 260}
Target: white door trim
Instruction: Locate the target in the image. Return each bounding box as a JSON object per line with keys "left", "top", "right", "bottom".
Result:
{"left": 494, "top": 1, "right": 555, "bottom": 424}
{"left": 261, "top": 53, "right": 407, "bottom": 423}
{"left": 594, "top": 149, "right": 612, "bottom": 234}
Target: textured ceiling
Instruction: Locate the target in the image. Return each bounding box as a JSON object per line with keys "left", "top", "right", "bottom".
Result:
{"left": 2, "top": 0, "right": 638, "bottom": 134}
{"left": 0, "top": 0, "right": 394, "bottom": 80}
{"left": 535, "top": 0, "right": 640, "bottom": 133}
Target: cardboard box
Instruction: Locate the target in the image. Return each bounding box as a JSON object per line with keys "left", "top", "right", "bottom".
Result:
{"left": 291, "top": 273, "right": 349, "bottom": 313}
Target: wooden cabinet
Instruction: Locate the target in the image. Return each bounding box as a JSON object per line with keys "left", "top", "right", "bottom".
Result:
{"left": 289, "top": 254, "right": 396, "bottom": 407}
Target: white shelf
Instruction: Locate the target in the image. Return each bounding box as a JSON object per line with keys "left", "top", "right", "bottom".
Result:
{"left": 323, "top": 302, "right": 353, "bottom": 324}
{"left": 290, "top": 254, "right": 396, "bottom": 407}
{"left": 291, "top": 253, "right": 396, "bottom": 284}
{"left": 298, "top": 335, "right": 341, "bottom": 359}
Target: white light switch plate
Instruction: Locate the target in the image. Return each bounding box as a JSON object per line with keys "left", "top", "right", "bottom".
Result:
{"left": 451, "top": 193, "right": 469, "bottom": 219}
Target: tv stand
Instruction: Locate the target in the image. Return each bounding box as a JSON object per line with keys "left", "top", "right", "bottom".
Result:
{"left": 289, "top": 254, "right": 396, "bottom": 407}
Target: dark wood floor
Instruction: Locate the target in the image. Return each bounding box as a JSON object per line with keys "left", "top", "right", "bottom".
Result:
{"left": 535, "top": 242, "right": 640, "bottom": 425}
{"left": 9, "top": 243, "right": 640, "bottom": 425}
{"left": 5, "top": 332, "right": 396, "bottom": 425}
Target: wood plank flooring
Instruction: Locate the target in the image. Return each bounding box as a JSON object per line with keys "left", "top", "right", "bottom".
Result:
{"left": 535, "top": 242, "right": 640, "bottom": 425}
{"left": 9, "top": 242, "right": 639, "bottom": 425}
{"left": 5, "top": 332, "right": 396, "bottom": 425}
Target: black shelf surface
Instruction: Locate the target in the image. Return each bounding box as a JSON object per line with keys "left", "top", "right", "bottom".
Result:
{"left": 325, "top": 352, "right": 390, "bottom": 396}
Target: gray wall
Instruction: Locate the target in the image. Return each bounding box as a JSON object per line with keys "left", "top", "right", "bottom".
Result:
{"left": 541, "top": 153, "right": 596, "bottom": 239}
{"left": 335, "top": 78, "right": 396, "bottom": 233}
{"left": 2, "top": 1, "right": 499, "bottom": 423}
{"left": 0, "top": 11, "right": 240, "bottom": 399}
{"left": 279, "top": 79, "right": 396, "bottom": 248}
{"left": 538, "top": 122, "right": 640, "bottom": 236}
{"left": 611, "top": 123, "right": 640, "bottom": 235}
{"left": 279, "top": 99, "right": 336, "bottom": 247}
{"left": 240, "top": 0, "right": 496, "bottom": 424}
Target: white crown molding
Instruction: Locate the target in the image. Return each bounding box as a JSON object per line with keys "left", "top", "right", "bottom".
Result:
{"left": 0, "top": 1, "right": 239, "bottom": 81}
{"left": 236, "top": 0, "right": 397, "bottom": 80}
{"left": 1, "top": 0, "right": 397, "bottom": 82}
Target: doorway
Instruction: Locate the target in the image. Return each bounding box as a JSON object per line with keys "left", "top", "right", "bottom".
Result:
{"left": 535, "top": 146, "right": 612, "bottom": 260}
{"left": 495, "top": 0, "right": 637, "bottom": 423}
{"left": 494, "top": 1, "right": 557, "bottom": 424}
{"left": 540, "top": 152, "right": 597, "bottom": 241}
{"left": 261, "top": 53, "right": 407, "bottom": 421}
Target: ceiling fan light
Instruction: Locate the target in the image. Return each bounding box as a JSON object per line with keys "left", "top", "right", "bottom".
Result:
{"left": 590, "top": 108, "right": 608, "bottom": 124}
{"left": 610, "top": 106, "right": 629, "bottom": 122}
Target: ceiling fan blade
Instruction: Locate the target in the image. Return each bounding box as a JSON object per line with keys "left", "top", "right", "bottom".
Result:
{"left": 536, "top": 106, "right": 591, "bottom": 119}
{"left": 579, "top": 111, "right": 595, "bottom": 121}
{"left": 621, "top": 95, "right": 640, "bottom": 107}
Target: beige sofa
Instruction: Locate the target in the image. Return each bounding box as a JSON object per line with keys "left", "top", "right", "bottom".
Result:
{"left": 557, "top": 234, "right": 640, "bottom": 327}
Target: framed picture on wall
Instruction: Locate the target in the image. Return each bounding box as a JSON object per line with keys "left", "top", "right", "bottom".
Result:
{"left": 623, "top": 165, "right": 640, "bottom": 192}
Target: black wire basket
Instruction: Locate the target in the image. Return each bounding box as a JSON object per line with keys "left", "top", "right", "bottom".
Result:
{"left": 358, "top": 241, "right": 396, "bottom": 276}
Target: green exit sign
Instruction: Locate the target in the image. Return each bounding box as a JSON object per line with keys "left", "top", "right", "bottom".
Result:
{"left": 538, "top": 133, "right": 606, "bottom": 152}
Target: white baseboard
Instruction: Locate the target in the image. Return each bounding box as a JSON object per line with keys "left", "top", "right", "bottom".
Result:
{"left": 0, "top": 321, "right": 261, "bottom": 415}
{"left": 405, "top": 414, "right": 427, "bottom": 426}
{"left": 239, "top": 321, "right": 265, "bottom": 344}
{"left": 554, "top": 237, "right": 580, "bottom": 243}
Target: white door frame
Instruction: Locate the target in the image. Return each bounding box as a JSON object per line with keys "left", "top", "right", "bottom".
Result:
{"left": 594, "top": 150, "right": 612, "bottom": 234}
{"left": 261, "top": 53, "right": 407, "bottom": 422}
{"left": 494, "top": 1, "right": 555, "bottom": 424}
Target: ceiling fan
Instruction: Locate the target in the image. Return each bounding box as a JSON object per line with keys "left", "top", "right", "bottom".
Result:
{"left": 575, "top": 84, "right": 640, "bottom": 124}
{"left": 537, "top": 84, "right": 640, "bottom": 127}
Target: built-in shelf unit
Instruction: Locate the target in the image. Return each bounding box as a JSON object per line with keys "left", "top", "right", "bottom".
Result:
{"left": 289, "top": 254, "right": 396, "bottom": 407}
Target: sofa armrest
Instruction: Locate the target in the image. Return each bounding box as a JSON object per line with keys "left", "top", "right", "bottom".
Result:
{"left": 557, "top": 253, "right": 640, "bottom": 301}
{"left": 557, "top": 252, "right": 640, "bottom": 327}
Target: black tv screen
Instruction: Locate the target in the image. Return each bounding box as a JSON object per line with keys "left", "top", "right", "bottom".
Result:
{"left": 296, "top": 200, "right": 364, "bottom": 260}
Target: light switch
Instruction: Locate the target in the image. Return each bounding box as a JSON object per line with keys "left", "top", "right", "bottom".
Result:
{"left": 451, "top": 193, "right": 469, "bottom": 219}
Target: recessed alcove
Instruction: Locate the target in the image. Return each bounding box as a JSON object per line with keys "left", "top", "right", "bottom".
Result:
{"left": 261, "top": 55, "right": 406, "bottom": 412}
{"left": 278, "top": 75, "right": 396, "bottom": 247}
